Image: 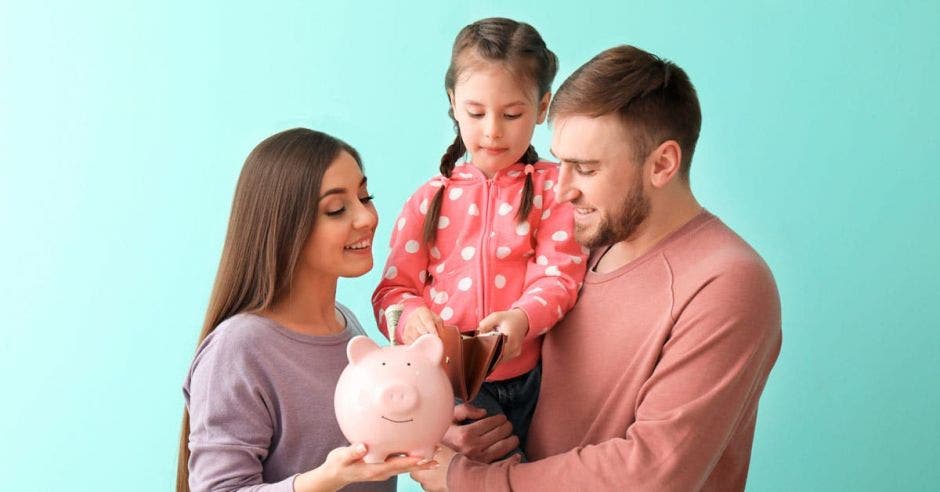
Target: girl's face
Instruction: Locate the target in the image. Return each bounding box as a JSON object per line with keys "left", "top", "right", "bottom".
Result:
{"left": 450, "top": 63, "right": 550, "bottom": 177}
{"left": 300, "top": 151, "right": 378, "bottom": 280}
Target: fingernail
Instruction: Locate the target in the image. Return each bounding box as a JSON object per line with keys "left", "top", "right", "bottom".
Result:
{"left": 355, "top": 443, "right": 366, "bottom": 453}
{"left": 417, "top": 458, "right": 432, "bottom": 465}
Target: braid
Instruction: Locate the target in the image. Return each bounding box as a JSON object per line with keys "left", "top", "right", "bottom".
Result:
{"left": 522, "top": 145, "right": 539, "bottom": 165}
{"left": 515, "top": 145, "right": 538, "bottom": 222}
{"left": 424, "top": 133, "right": 465, "bottom": 244}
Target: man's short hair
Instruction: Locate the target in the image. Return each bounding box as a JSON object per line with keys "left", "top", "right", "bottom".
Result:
{"left": 550, "top": 45, "right": 702, "bottom": 178}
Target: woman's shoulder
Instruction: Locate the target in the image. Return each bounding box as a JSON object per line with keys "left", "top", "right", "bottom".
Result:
{"left": 335, "top": 302, "right": 367, "bottom": 336}
{"left": 197, "top": 313, "right": 275, "bottom": 360}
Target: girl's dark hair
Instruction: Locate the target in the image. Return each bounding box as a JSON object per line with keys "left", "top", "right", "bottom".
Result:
{"left": 175, "top": 128, "right": 361, "bottom": 492}
{"left": 423, "top": 17, "right": 557, "bottom": 244}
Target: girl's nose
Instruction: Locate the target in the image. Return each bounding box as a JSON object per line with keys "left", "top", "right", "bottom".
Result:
{"left": 484, "top": 116, "right": 503, "bottom": 140}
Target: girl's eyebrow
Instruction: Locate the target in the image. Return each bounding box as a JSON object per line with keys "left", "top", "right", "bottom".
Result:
{"left": 318, "top": 177, "right": 368, "bottom": 201}
{"left": 464, "top": 100, "right": 527, "bottom": 108}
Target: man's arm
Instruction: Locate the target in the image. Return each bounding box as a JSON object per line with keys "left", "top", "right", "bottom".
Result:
{"left": 445, "top": 261, "right": 782, "bottom": 491}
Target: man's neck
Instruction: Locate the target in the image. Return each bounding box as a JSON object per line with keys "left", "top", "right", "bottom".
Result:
{"left": 594, "top": 192, "right": 703, "bottom": 274}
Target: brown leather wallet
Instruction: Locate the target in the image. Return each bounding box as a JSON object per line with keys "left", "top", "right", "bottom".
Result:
{"left": 435, "top": 324, "right": 505, "bottom": 402}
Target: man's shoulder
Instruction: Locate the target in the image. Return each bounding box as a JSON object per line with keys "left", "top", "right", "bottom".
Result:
{"left": 664, "top": 213, "right": 777, "bottom": 300}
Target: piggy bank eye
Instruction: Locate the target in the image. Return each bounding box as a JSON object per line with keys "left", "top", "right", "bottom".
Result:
{"left": 406, "top": 362, "right": 411, "bottom": 366}
{"left": 381, "top": 362, "right": 387, "bottom": 366}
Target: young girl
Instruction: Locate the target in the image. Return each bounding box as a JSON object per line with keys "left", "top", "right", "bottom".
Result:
{"left": 372, "top": 18, "right": 587, "bottom": 451}
{"left": 177, "top": 128, "right": 435, "bottom": 492}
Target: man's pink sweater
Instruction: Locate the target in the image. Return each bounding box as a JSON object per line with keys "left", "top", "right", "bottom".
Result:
{"left": 449, "top": 211, "right": 782, "bottom": 491}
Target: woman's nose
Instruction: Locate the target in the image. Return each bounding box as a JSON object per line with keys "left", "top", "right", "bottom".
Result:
{"left": 353, "top": 201, "right": 378, "bottom": 229}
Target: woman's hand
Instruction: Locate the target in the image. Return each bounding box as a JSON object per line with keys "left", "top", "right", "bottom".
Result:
{"left": 293, "top": 443, "right": 437, "bottom": 492}
{"left": 401, "top": 307, "right": 444, "bottom": 344}
{"left": 477, "top": 308, "right": 529, "bottom": 362}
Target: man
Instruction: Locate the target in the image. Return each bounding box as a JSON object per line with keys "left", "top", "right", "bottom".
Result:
{"left": 413, "top": 45, "right": 782, "bottom": 491}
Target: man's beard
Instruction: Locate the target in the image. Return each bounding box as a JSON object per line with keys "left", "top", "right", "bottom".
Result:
{"left": 576, "top": 168, "right": 650, "bottom": 249}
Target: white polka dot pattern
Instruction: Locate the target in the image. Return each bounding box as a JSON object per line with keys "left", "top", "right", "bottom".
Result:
{"left": 461, "top": 246, "right": 476, "bottom": 260}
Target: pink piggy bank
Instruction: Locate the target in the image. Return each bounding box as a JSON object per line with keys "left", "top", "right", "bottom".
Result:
{"left": 334, "top": 334, "right": 454, "bottom": 463}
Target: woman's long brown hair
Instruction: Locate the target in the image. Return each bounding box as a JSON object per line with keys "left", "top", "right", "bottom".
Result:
{"left": 176, "top": 128, "right": 362, "bottom": 492}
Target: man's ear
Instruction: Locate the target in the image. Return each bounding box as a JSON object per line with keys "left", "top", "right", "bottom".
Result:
{"left": 649, "top": 140, "right": 683, "bottom": 188}
{"left": 536, "top": 92, "right": 551, "bottom": 124}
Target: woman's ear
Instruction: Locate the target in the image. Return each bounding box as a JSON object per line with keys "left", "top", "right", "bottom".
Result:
{"left": 448, "top": 90, "right": 457, "bottom": 114}
{"left": 536, "top": 92, "right": 551, "bottom": 124}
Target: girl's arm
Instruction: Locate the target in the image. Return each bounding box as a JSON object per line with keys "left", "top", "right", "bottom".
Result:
{"left": 509, "top": 177, "right": 588, "bottom": 340}
{"left": 372, "top": 183, "right": 437, "bottom": 344}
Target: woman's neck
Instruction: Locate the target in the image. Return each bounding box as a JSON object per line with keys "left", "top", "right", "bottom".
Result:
{"left": 258, "top": 272, "right": 344, "bottom": 336}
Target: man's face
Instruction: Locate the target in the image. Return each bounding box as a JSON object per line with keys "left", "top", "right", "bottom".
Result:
{"left": 551, "top": 113, "right": 651, "bottom": 249}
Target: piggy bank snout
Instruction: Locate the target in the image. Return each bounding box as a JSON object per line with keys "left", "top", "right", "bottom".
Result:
{"left": 377, "top": 382, "right": 420, "bottom": 413}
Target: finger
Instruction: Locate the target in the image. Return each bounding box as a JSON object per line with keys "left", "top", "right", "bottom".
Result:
{"left": 381, "top": 455, "right": 430, "bottom": 475}
{"left": 477, "top": 416, "right": 514, "bottom": 443}
{"left": 465, "top": 413, "right": 511, "bottom": 438}
{"left": 336, "top": 442, "right": 368, "bottom": 465}
{"left": 476, "top": 312, "right": 500, "bottom": 332}
{"left": 480, "top": 434, "right": 521, "bottom": 463}
{"left": 453, "top": 403, "right": 487, "bottom": 422}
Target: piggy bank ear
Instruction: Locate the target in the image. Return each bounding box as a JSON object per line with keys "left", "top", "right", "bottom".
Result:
{"left": 409, "top": 333, "right": 444, "bottom": 365}
{"left": 347, "top": 336, "right": 380, "bottom": 364}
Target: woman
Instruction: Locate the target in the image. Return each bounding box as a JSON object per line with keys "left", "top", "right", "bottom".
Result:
{"left": 176, "top": 128, "right": 435, "bottom": 491}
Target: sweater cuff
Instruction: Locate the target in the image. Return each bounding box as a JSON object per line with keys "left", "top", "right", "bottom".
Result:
{"left": 395, "top": 297, "right": 427, "bottom": 345}
{"left": 510, "top": 298, "right": 554, "bottom": 340}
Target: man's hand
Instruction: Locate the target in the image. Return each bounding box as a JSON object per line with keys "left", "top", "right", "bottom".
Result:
{"left": 477, "top": 308, "right": 529, "bottom": 362}
{"left": 410, "top": 446, "right": 457, "bottom": 492}
{"left": 442, "top": 403, "right": 519, "bottom": 463}
{"left": 401, "top": 307, "right": 444, "bottom": 344}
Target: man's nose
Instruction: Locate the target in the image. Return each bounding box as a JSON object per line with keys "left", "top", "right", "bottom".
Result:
{"left": 556, "top": 164, "right": 579, "bottom": 203}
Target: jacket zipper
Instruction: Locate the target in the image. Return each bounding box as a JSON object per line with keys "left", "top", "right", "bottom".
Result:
{"left": 478, "top": 179, "right": 494, "bottom": 326}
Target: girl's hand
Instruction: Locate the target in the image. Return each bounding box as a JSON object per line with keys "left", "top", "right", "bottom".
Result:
{"left": 401, "top": 307, "right": 444, "bottom": 344}
{"left": 477, "top": 309, "right": 529, "bottom": 362}
{"left": 294, "top": 443, "right": 437, "bottom": 492}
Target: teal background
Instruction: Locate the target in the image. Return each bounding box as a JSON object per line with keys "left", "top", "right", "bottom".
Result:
{"left": 2, "top": 1, "right": 937, "bottom": 490}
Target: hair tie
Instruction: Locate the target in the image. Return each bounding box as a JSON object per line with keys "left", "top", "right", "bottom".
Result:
{"left": 524, "top": 164, "right": 535, "bottom": 176}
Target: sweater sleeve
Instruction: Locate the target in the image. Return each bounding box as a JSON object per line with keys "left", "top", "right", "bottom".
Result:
{"left": 510, "top": 185, "right": 587, "bottom": 339}
{"left": 372, "top": 183, "right": 436, "bottom": 344}
{"left": 185, "top": 332, "right": 295, "bottom": 492}
{"left": 450, "top": 259, "right": 782, "bottom": 491}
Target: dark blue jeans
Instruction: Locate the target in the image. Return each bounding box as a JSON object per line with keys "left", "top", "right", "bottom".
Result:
{"left": 460, "top": 362, "right": 541, "bottom": 461}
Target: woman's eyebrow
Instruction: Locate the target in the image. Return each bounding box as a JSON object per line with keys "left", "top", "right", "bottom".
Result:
{"left": 318, "top": 177, "right": 367, "bottom": 201}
